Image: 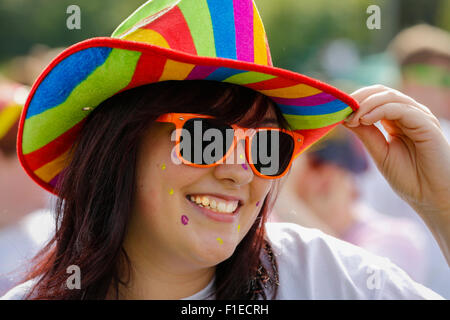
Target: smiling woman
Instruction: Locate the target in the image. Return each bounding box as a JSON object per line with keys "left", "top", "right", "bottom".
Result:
{"left": 3, "top": 0, "right": 449, "bottom": 301}
{"left": 21, "top": 80, "right": 286, "bottom": 300}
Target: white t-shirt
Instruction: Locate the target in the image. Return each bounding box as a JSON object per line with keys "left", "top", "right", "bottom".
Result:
{"left": 1, "top": 222, "right": 444, "bottom": 300}
{"left": 0, "top": 209, "right": 54, "bottom": 296}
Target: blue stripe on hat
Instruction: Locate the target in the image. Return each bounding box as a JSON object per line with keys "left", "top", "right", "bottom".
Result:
{"left": 206, "top": 0, "right": 237, "bottom": 60}
{"left": 205, "top": 67, "right": 246, "bottom": 81}
{"left": 278, "top": 100, "right": 348, "bottom": 116}
{"left": 26, "top": 47, "right": 112, "bottom": 119}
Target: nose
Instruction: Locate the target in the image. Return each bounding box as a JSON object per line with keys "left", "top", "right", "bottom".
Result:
{"left": 213, "top": 139, "right": 253, "bottom": 187}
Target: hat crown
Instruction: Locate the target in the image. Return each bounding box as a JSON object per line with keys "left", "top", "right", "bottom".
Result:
{"left": 112, "top": 0, "right": 273, "bottom": 66}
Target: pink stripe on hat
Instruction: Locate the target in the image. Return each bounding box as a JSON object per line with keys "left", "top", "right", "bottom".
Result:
{"left": 233, "top": 0, "right": 254, "bottom": 63}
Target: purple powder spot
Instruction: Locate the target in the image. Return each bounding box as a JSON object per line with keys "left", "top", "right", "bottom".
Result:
{"left": 241, "top": 163, "right": 248, "bottom": 170}
{"left": 256, "top": 201, "right": 260, "bottom": 207}
{"left": 181, "top": 215, "right": 189, "bottom": 225}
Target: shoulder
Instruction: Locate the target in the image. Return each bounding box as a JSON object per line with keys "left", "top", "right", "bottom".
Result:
{"left": 0, "top": 278, "right": 37, "bottom": 300}
{"left": 264, "top": 222, "right": 443, "bottom": 300}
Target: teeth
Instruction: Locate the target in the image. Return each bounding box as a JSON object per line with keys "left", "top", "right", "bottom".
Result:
{"left": 227, "top": 202, "right": 236, "bottom": 212}
{"left": 217, "top": 202, "right": 226, "bottom": 212}
{"left": 188, "top": 195, "right": 238, "bottom": 214}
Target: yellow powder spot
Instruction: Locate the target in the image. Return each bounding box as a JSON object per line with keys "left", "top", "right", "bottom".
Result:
{"left": 161, "top": 163, "right": 166, "bottom": 170}
{"left": 169, "top": 188, "right": 174, "bottom": 195}
{"left": 239, "top": 154, "right": 244, "bottom": 160}
{"left": 237, "top": 225, "right": 241, "bottom": 232}
{"left": 216, "top": 237, "right": 223, "bottom": 245}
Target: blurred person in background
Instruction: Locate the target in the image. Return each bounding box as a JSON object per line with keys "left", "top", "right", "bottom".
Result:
{"left": 4, "top": 45, "right": 64, "bottom": 88}
{"left": 358, "top": 24, "right": 450, "bottom": 297}
{"left": 389, "top": 24, "right": 450, "bottom": 125}
{"left": 0, "top": 79, "right": 54, "bottom": 296}
{"left": 273, "top": 127, "right": 428, "bottom": 283}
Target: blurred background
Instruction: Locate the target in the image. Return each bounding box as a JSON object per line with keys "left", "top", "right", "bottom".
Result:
{"left": 0, "top": 0, "right": 449, "bottom": 298}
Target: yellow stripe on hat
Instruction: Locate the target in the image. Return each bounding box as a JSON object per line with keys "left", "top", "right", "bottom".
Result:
{"left": 259, "top": 84, "right": 322, "bottom": 99}
{"left": 124, "top": 29, "right": 170, "bottom": 48}
{"left": 159, "top": 59, "right": 195, "bottom": 81}
{"left": 0, "top": 104, "right": 22, "bottom": 140}
{"left": 34, "top": 149, "right": 71, "bottom": 183}
{"left": 253, "top": 3, "right": 267, "bottom": 66}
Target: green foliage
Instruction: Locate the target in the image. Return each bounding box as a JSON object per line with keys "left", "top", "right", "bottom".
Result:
{"left": 0, "top": 0, "right": 448, "bottom": 73}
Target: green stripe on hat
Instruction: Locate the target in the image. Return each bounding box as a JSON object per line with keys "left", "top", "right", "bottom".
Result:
{"left": 283, "top": 106, "right": 353, "bottom": 130}
{"left": 23, "top": 49, "right": 142, "bottom": 154}
{"left": 178, "top": 0, "right": 216, "bottom": 57}
{"left": 224, "top": 71, "right": 276, "bottom": 85}
{"left": 112, "top": 0, "right": 181, "bottom": 38}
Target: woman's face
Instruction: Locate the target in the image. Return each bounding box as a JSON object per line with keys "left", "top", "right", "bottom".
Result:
{"left": 127, "top": 107, "right": 278, "bottom": 269}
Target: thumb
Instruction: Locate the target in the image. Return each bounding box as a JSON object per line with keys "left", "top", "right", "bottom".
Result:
{"left": 342, "top": 122, "right": 388, "bottom": 170}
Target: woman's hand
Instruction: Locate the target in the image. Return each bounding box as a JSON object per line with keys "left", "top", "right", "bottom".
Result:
{"left": 343, "top": 85, "right": 450, "bottom": 264}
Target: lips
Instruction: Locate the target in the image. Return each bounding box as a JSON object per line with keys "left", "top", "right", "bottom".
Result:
{"left": 185, "top": 193, "right": 243, "bottom": 223}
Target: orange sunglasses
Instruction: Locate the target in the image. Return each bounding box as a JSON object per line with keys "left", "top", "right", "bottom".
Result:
{"left": 155, "top": 113, "right": 304, "bottom": 179}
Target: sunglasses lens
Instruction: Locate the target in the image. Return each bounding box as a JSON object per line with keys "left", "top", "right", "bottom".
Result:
{"left": 251, "top": 130, "right": 294, "bottom": 177}
{"left": 180, "top": 118, "right": 234, "bottom": 165}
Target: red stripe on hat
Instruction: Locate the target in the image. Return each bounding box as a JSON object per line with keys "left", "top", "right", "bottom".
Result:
{"left": 121, "top": 51, "right": 167, "bottom": 92}
{"left": 24, "top": 119, "right": 86, "bottom": 171}
{"left": 295, "top": 122, "right": 341, "bottom": 156}
{"left": 143, "top": 6, "right": 197, "bottom": 55}
{"left": 244, "top": 76, "right": 299, "bottom": 90}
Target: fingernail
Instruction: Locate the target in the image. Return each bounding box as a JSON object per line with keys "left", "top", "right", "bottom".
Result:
{"left": 344, "top": 119, "right": 359, "bottom": 127}
{"left": 345, "top": 114, "right": 355, "bottom": 122}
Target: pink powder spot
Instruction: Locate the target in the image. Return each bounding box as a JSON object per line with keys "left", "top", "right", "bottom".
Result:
{"left": 241, "top": 163, "right": 248, "bottom": 170}
{"left": 181, "top": 215, "right": 189, "bottom": 225}
{"left": 256, "top": 201, "right": 260, "bottom": 207}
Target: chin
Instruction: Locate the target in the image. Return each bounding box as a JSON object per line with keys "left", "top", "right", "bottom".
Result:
{"left": 192, "top": 240, "right": 238, "bottom": 266}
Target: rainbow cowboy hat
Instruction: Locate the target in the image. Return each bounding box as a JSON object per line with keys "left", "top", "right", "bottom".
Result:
{"left": 17, "top": 0, "right": 359, "bottom": 194}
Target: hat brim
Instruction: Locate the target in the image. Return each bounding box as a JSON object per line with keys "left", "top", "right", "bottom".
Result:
{"left": 18, "top": 37, "right": 358, "bottom": 195}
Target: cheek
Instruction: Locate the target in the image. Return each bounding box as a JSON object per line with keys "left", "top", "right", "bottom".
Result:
{"left": 245, "top": 178, "right": 273, "bottom": 223}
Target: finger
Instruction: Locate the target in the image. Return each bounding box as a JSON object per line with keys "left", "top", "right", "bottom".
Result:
{"left": 346, "top": 90, "right": 428, "bottom": 128}
{"left": 350, "top": 84, "right": 388, "bottom": 103}
{"left": 342, "top": 123, "right": 388, "bottom": 171}
{"left": 347, "top": 85, "right": 395, "bottom": 126}
{"left": 358, "top": 103, "right": 439, "bottom": 142}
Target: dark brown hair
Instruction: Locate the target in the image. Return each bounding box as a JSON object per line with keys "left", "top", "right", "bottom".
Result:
{"left": 24, "top": 80, "right": 290, "bottom": 299}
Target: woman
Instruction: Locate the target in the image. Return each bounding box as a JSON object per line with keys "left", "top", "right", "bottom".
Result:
{"left": 2, "top": 0, "right": 450, "bottom": 299}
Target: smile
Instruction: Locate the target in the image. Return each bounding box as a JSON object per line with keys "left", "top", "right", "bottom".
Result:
{"left": 185, "top": 194, "right": 243, "bottom": 223}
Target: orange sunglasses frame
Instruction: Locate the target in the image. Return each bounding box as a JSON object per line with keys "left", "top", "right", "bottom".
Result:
{"left": 155, "top": 112, "right": 304, "bottom": 179}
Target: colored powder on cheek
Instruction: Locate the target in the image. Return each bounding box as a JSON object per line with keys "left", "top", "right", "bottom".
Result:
{"left": 241, "top": 163, "right": 248, "bottom": 170}
{"left": 181, "top": 215, "right": 189, "bottom": 225}
{"left": 256, "top": 201, "right": 260, "bottom": 207}
{"left": 161, "top": 163, "right": 166, "bottom": 170}
{"left": 169, "top": 188, "right": 174, "bottom": 195}
{"left": 216, "top": 237, "right": 223, "bottom": 245}
{"left": 237, "top": 225, "right": 241, "bottom": 232}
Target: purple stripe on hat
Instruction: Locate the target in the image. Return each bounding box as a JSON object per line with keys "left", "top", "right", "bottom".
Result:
{"left": 185, "top": 65, "right": 219, "bottom": 80}
{"left": 233, "top": 0, "right": 254, "bottom": 62}
{"left": 271, "top": 92, "right": 336, "bottom": 106}
{"left": 49, "top": 172, "right": 61, "bottom": 188}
